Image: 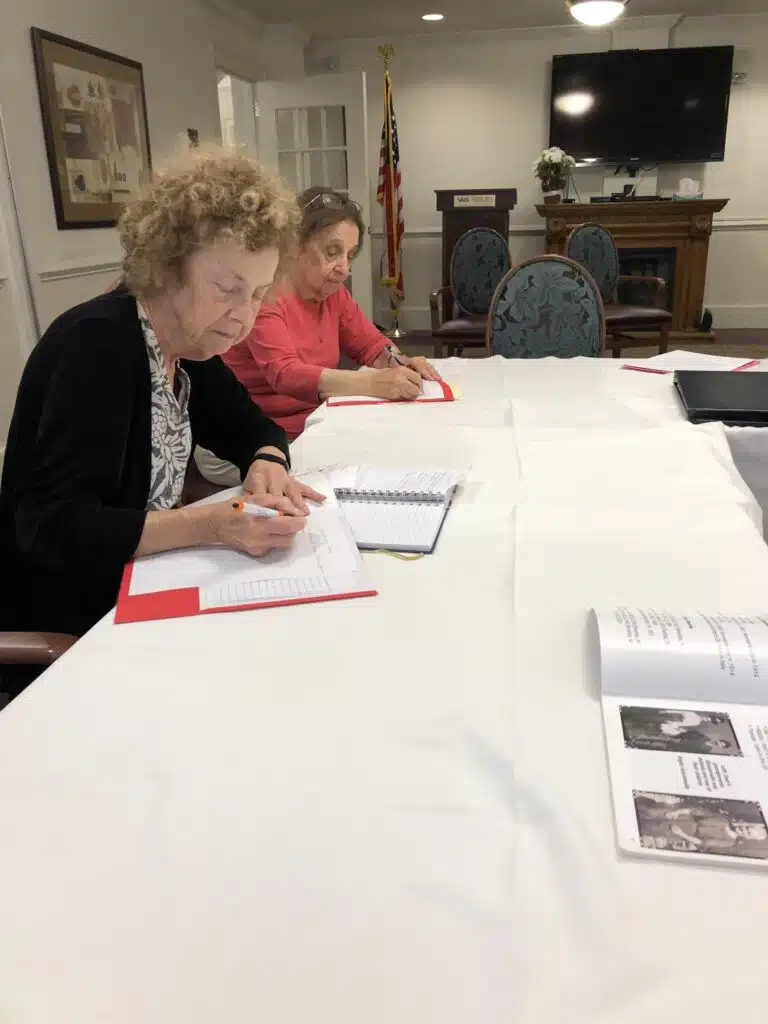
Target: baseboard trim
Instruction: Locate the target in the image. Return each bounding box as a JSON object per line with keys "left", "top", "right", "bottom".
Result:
{"left": 708, "top": 305, "right": 768, "bottom": 329}
{"left": 376, "top": 304, "right": 431, "bottom": 331}
{"left": 38, "top": 260, "right": 122, "bottom": 283}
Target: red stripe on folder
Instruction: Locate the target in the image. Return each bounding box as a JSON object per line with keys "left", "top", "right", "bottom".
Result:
{"left": 115, "top": 562, "right": 378, "bottom": 625}
{"left": 621, "top": 364, "right": 671, "bottom": 375}
{"left": 115, "top": 562, "right": 201, "bottom": 623}
{"left": 735, "top": 360, "right": 760, "bottom": 371}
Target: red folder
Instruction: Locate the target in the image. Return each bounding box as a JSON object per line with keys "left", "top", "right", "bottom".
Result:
{"left": 327, "top": 380, "right": 455, "bottom": 407}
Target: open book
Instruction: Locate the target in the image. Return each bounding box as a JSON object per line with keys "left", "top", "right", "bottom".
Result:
{"left": 594, "top": 607, "right": 768, "bottom": 868}
{"left": 326, "top": 378, "right": 457, "bottom": 406}
{"left": 327, "top": 467, "right": 464, "bottom": 554}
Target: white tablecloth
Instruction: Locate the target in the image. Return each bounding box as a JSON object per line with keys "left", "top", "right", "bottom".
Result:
{"left": 1, "top": 357, "right": 768, "bottom": 1022}
{"left": 306, "top": 356, "right": 768, "bottom": 531}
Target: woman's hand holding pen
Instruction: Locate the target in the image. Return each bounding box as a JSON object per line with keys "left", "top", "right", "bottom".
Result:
{"left": 369, "top": 365, "right": 424, "bottom": 400}
{"left": 386, "top": 344, "right": 442, "bottom": 381}
{"left": 203, "top": 496, "right": 307, "bottom": 557}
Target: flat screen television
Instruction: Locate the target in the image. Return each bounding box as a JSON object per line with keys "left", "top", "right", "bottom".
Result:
{"left": 549, "top": 46, "right": 734, "bottom": 165}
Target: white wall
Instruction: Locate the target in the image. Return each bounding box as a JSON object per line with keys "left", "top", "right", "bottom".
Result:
{"left": 308, "top": 14, "right": 768, "bottom": 331}
{"left": 0, "top": 0, "right": 227, "bottom": 328}
{"left": 0, "top": 0, "right": 307, "bottom": 449}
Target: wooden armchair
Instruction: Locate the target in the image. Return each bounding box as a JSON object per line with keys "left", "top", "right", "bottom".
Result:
{"left": 429, "top": 284, "right": 486, "bottom": 358}
{"left": 566, "top": 223, "right": 672, "bottom": 358}
{"left": 430, "top": 227, "right": 511, "bottom": 358}
{"left": 0, "top": 459, "right": 220, "bottom": 701}
{"left": 0, "top": 632, "right": 77, "bottom": 666}
{"left": 607, "top": 273, "right": 671, "bottom": 358}
{"left": 0, "top": 631, "right": 78, "bottom": 701}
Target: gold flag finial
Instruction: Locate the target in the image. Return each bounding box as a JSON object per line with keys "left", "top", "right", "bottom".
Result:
{"left": 377, "top": 44, "right": 395, "bottom": 70}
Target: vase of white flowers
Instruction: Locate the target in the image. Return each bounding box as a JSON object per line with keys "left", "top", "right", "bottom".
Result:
{"left": 534, "top": 147, "right": 576, "bottom": 204}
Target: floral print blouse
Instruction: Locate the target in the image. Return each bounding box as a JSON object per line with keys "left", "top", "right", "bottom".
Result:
{"left": 138, "top": 302, "right": 192, "bottom": 510}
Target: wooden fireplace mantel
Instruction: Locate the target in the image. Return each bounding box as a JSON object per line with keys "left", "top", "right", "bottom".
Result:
{"left": 535, "top": 198, "right": 729, "bottom": 338}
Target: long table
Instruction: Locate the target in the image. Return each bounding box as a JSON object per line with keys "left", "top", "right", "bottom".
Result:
{"left": 2, "top": 357, "right": 768, "bottom": 1022}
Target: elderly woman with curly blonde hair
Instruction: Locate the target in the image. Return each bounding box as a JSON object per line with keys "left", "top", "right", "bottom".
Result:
{"left": 0, "top": 149, "right": 322, "bottom": 641}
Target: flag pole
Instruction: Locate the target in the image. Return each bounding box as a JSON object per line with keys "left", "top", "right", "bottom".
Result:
{"left": 376, "top": 43, "right": 406, "bottom": 340}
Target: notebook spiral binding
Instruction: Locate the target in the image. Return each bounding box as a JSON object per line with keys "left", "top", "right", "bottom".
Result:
{"left": 334, "top": 488, "right": 448, "bottom": 504}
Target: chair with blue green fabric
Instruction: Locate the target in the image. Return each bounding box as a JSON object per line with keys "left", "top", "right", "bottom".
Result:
{"left": 486, "top": 254, "right": 605, "bottom": 359}
{"left": 430, "top": 227, "right": 511, "bottom": 357}
{"left": 566, "top": 222, "right": 671, "bottom": 358}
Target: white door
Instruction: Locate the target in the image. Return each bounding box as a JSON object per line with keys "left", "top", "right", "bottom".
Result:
{"left": 0, "top": 108, "right": 38, "bottom": 457}
{"left": 256, "top": 72, "right": 373, "bottom": 321}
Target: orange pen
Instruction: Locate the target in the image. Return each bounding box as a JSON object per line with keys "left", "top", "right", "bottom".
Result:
{"left": 231, "top": 499, "right": 283, "bottom": 518}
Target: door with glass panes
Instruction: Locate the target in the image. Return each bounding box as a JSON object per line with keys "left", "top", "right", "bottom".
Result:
{"left": 256, "top": 72, "right": 372, "bottom": 320}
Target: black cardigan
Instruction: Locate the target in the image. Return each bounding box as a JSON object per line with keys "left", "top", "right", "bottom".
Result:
{"left": 0, "top": 289, "right": 289, "bottom": 636}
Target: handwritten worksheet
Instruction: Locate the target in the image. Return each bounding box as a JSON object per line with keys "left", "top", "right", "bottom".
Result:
{"left": 116, "top": 483, "right": 376, "bottom": 623}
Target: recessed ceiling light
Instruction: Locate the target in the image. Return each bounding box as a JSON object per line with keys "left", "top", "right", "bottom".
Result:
{"left": 422, "top": 13, "right": 444, "bottom": 21}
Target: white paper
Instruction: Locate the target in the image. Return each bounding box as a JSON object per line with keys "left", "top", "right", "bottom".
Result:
{"left": 327, "top": 379, "right": 449, "bottom": 405}
{"left": 623, "top": 350, "right": 756, "bottom": 373}
{"left": 127, "top": 481, "right": 373, "bottom": 611}
{"left": 603, "top": 695, "right": 768, "bottom": 867}
{"left": 594, "top": 607, "right": 768, "bottom": 706}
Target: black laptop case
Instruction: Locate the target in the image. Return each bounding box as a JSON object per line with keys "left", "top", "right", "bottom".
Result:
{"left": 674, "top": 370, "right": 768, "bottom": 427}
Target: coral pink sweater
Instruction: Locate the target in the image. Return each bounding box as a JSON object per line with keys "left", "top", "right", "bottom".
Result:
{"left": 224, "top": 288, "right": 389, "bottom": 439}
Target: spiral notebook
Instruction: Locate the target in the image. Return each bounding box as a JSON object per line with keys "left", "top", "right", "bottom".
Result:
{"left": 329, "top": 467, "right": 465, "bottom": 554}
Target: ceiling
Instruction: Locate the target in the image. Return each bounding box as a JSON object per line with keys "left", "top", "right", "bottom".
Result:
{"left": 237, "top": 0, "right": 768, "bottom": 40}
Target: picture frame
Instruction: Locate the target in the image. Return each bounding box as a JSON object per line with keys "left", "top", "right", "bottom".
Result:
{"left": 31, "top": 27, "right": 152, "bottom": 229}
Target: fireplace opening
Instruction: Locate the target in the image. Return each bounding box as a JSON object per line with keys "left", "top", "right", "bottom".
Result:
{"left": 618, "top": 247, "right": 676, "bottom": 312}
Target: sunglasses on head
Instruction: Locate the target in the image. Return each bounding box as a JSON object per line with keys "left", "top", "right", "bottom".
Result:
{"left": 302, "top": 192, "right": 362, "bottom": 213}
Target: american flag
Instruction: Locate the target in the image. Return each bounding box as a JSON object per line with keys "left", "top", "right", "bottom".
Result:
{"left": 376, "top": 69, "right": 404, "bottom": 300}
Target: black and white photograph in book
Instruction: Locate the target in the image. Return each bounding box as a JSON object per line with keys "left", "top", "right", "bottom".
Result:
{"left": 620, "top": 706, "right": 742, "bottom": 757}
{"left": 634, "top": 792, "right": 768, "bottom": 860}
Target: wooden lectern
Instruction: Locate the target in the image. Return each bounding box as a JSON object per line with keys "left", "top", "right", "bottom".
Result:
{"left": 435, "top": 189, "right": 518, "bottom": 319}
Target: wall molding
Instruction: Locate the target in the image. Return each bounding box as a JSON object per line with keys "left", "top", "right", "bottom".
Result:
{"left": 372, "top": 217, "right": 768, "bottom": 242}
{"left": 372, "top": 224, "right": 545, "bottom": 240}
{"left": 37, "top": 260, "right": 122, "bottom": 283}
{"left": 713, "top": 218, "right": 768, "bottom": 232}
{"left": 381, "top": 303, "right": 768, "bottom": 332}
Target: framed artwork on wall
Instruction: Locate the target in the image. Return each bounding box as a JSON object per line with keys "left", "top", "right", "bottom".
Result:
{"left": 31, "top": 27, "right": 152, "bottom": 229}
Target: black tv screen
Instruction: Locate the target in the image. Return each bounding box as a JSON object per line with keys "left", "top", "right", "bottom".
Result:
{"left": 549, "top": 46, "right": 734, "bottom": 165}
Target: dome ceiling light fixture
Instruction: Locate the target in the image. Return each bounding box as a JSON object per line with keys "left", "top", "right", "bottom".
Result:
{"left": 566, "top": 0, "right": 628, "bottom": 27}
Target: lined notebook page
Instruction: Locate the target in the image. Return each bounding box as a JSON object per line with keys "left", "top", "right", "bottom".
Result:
{"left": 339, "top": 500, "right": 449, "bottom": 553}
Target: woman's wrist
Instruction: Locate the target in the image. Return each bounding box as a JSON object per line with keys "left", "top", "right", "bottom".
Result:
{"left": 252, "top": 447, "right": 288, "bottom": 467}
{"left": 318, "top": 367, "right": 379, "bottom": 399}
{"left": 136, "top": 505, "right": 219, "bottom": 557}
{"left": 250, "top": 445, "right": 289, "bottom": 470}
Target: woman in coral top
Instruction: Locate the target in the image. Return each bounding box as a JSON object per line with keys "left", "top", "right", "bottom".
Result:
{"left": 196, "top": 187, "right": 439, "bottom": 484}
